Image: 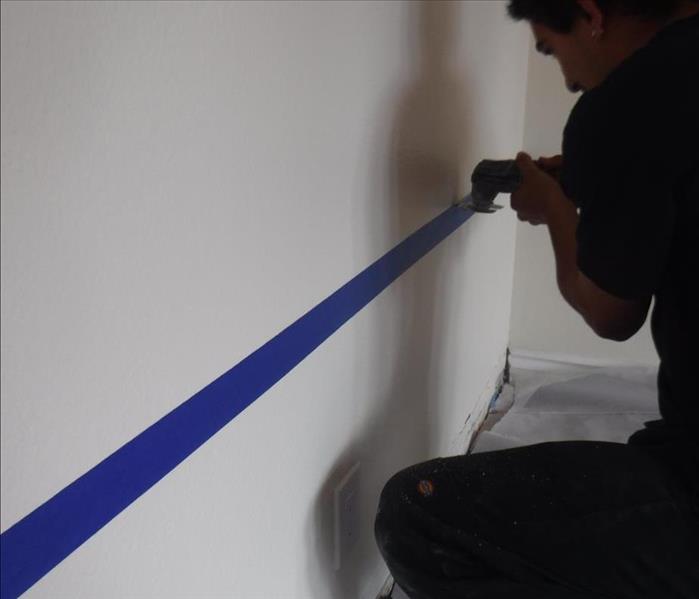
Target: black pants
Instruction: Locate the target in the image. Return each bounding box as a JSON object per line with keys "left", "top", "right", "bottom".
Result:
{"left": 374, "top": 440, "right": 699, "bottom": 598}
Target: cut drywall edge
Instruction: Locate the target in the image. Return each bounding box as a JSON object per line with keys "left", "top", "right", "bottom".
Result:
{"left": 448, "top": 351, "right": 508, "bottom": 456}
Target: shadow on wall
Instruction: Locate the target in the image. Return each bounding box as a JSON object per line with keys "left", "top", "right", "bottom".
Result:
{"left": 306, "top": 2, "right": 472, "bottom": 597}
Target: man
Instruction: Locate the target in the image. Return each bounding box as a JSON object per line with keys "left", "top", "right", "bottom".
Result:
{"left": 374, "top": 1, "right": 699, "bottom": 597}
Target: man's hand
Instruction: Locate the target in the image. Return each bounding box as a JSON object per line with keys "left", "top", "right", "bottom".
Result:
{"left": 510, "top": 152, "right": 566, "bottom": 225}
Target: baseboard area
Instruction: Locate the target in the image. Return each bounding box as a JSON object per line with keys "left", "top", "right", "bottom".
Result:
{"left": 509, "top": 348, "right": 658, "bottom": 371}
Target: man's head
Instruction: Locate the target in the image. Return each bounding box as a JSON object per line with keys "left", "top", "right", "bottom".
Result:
{"left": 508, "top": 0, "right": 699, "bottom": 92}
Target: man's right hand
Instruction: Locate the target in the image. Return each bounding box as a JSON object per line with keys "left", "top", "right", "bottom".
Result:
{"left": 511, "top": 152, "right": 567, "bottom": 226}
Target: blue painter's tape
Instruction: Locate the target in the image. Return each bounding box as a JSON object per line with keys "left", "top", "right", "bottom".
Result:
{"left": 0, "top": 204, "right": 475, "bottom": 598}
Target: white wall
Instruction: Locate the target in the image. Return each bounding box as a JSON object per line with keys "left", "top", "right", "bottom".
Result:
{"left": 509, "top": 39, "right": 658, "bottom": 367}
{"left": 1, "top": 2, "right": 529, "bottom": 597}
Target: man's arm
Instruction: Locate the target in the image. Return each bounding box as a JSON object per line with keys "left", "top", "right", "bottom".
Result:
{"left": 511, "top": 152, "right": 651, "bottom": 341}
{"left": 545, "top": 192, "right": 651, "bottom": 340}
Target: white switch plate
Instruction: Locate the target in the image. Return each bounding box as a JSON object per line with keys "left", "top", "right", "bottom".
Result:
{"left": 333, "top": 461, "right": 361, "bottom": 571}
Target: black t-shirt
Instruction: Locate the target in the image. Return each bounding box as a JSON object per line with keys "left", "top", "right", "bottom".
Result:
{"left": 560, "top": 13, "right": 699, "bottom": 487}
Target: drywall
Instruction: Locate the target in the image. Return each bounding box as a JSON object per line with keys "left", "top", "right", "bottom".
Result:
{"left": 509, "top": 38, "right": 659, "bottom": 367}
{"left": 1, "top": 1, "right": 529, "bottom": 597}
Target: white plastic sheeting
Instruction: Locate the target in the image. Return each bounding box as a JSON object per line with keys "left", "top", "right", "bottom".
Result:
{"left": 472, "top": 364, "right": 660, "bottom": 453}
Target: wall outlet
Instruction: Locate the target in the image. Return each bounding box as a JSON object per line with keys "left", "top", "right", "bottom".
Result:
{"left": 333, "top": 461, "right": 361, "bottom": 571}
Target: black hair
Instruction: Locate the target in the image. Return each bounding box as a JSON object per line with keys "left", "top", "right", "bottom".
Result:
{"left": 507, "top": 0, "right": 697, "bottom": 33}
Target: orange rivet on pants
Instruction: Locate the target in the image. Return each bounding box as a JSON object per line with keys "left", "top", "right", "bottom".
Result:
{"left": 417, "top": 479, "right": 434, "bottom": 497}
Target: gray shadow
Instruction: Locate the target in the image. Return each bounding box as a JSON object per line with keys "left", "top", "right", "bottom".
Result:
{"left": 305, "top": 2, "right": 472, "bottom": 596}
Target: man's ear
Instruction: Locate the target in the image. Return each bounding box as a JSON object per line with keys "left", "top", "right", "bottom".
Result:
{"left": 576, "top": 0, "right": 606, "bottom": 35}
